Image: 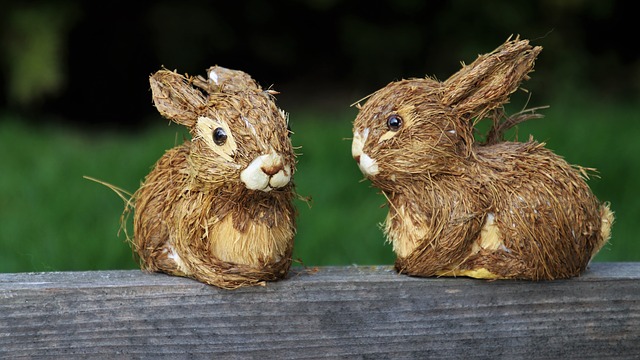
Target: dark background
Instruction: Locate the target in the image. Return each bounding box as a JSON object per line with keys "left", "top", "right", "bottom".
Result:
{"left": 1, "top": 1, "right": 638, "bottom": 128}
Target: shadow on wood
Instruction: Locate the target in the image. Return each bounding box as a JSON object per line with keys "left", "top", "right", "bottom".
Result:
{"left": 1, "top": 263, "right": 639, "bottom": 359}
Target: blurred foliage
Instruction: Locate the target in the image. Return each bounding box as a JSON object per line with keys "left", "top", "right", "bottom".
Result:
{"left": 0, "top": 99, "right": 638, "bottom": 272}
{"left": 0, "top": 111, "right": 395, "bottom": 272}
{"left": 1, "top": 3, "right": 78, "bottom": 106}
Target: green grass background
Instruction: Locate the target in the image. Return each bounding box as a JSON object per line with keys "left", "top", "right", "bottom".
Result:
{"left": 0, "top": 96, "right": 637, "bottom": 273}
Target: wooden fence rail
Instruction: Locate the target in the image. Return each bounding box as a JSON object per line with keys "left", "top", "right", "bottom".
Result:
{"left": 1, "top": 263, "right": 639, "bottom": 359}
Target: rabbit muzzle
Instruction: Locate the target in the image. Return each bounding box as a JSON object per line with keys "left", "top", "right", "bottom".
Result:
{"left": 240, "top": 151, "right": 291, "bottom": 192}
{"left": 352, "top": 128, "right": 379, "bottom": 177}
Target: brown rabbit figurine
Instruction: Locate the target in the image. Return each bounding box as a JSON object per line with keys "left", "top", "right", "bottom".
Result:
{"left": 351, "top": 37, "right": 614, "bottom": 280}
{"left": 132, "top": 66, "right": 296, "bottom": 288}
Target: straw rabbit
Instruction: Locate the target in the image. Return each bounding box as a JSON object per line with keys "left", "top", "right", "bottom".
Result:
{"left": 351, "top": 38, "right": 613, "bottom": 280}
{"left": 133, "top": 66, "right": 296, "bottom": 288}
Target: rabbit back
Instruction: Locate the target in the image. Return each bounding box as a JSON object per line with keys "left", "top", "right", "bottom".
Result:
{"left": 393, "top": 140, "right": 612, "bottom": 280}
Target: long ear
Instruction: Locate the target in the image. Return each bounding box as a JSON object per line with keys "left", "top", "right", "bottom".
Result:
{"left": 149, "top": 69, "right": 206, "bottom": 127}
{"left": 442, "top": 36, "right": 542, "bottom": 120}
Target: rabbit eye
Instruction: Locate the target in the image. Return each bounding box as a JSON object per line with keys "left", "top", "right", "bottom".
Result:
{"left": 213, "top": 127, "right": 227, "bottom": 145}
{"left": 387, "top": 115, "right": 403, "bottom": 131}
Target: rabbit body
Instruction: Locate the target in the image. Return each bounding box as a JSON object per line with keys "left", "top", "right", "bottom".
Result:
{"left": 133, "top": 66, "right": 296, "bottom": 288}
{"left": 352, "top": 38, "right": 613, "bottom": 280}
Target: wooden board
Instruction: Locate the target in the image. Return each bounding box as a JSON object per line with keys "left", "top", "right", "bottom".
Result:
{"left": 1, "top": 263, "right": 639, "bottom": 359}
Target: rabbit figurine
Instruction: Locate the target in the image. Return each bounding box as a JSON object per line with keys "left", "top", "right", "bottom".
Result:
{"left": 351, "top": 37, "right": 614, "bottom": 280}
{"left": 132, "top": 66, "right": 296, "bottom": 288}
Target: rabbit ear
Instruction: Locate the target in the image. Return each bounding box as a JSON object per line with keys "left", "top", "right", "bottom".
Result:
{"left": 204, "top": 66, "right": 262, "bottom": 93}
{"left": 442, "top": 36, "right": 542, "bottom": 120}
{"left": 149, "top": 69, "right": 206, "bottom": 128}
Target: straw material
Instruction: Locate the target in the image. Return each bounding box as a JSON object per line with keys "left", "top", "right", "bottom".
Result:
{"left": 131, "top": 66, "right": 296, "bottom": 289}
{"left": 352, "top": 36, "right": 614, "bottom": 280}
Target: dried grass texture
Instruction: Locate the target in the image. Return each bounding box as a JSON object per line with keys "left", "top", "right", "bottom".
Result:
{"left": 131, "top": 66, "right": 296, "bottom": 289}
{"left": 352, "top": 36, "right": 614, "bottom": 280}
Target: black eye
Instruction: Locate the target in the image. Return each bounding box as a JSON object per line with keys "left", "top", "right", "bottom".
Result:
{"left": 213, "top": 127, "right": 227, "bottom": 145}
{"left": 387, "top": 115, "right": 403, "bottom": 131}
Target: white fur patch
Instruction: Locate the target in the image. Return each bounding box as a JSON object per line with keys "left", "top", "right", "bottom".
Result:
{"left": 209, "top": 69, "right": 219, "bottom": 84}
{"left": 352, "top": 128, "right": 379, "bottom": 176}
{"left": 358, "top": 153, "right": 379, "bottom": 176}
{"left": 241, "top": 158, "right": 270, "bottom": 190}
{"left": 351, "top": 128, "right": 367, "bottom": 159}
{"left": 165, "top": 245, "right": 188, "bottom": 274}
{"left": 269, "top": 164, "right": 291, "bottom": 188}
{"left": 240, "top": 151, "right": 291, "bottom": 191}
{"left": 474, "top": 212, "right": 505, "bottom": 252}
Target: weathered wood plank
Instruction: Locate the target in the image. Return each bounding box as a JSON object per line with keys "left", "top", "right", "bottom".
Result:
{"left": 1, "top": 263, "right": 639, "bottom": 359}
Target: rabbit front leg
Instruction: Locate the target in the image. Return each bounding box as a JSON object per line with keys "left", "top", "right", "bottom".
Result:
{"left": 385, "top": 190, "right": 486, "bottom": 277}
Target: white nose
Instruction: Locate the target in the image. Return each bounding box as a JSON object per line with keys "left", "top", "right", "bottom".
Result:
{"left": 240, "top": 151, "right": 291, "bottom": 192}
{"left": 352, "top": 129, "right": 379, "bottom": 177}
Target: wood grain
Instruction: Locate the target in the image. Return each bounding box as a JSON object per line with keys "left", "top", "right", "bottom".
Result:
{"left": 1, "top": 263, "right": 639, "bottom": 359}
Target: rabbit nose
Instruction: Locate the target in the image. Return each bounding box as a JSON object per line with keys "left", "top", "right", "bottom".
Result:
{"left": 354, "top": 155, "right": 361, "bottom": 164}
{"left": 241, "top": 151, "right": 291, "bottom": 192}
{"left": 261, "top": 163, "right": 284, "bottom": 176}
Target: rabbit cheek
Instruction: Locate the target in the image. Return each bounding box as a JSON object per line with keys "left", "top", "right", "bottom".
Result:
{"left": 269, "top": 164, "right": 292, "bottom": 188}
{"left": 241, "top": 159, "right": 270, "bottom": 191}
{"left": 358, "top": 153, "right": 379, "bottom": 177}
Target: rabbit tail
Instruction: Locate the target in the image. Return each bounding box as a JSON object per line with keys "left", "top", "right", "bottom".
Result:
{"left": 594, "top": 202, "right": 614, "bottom": 259}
